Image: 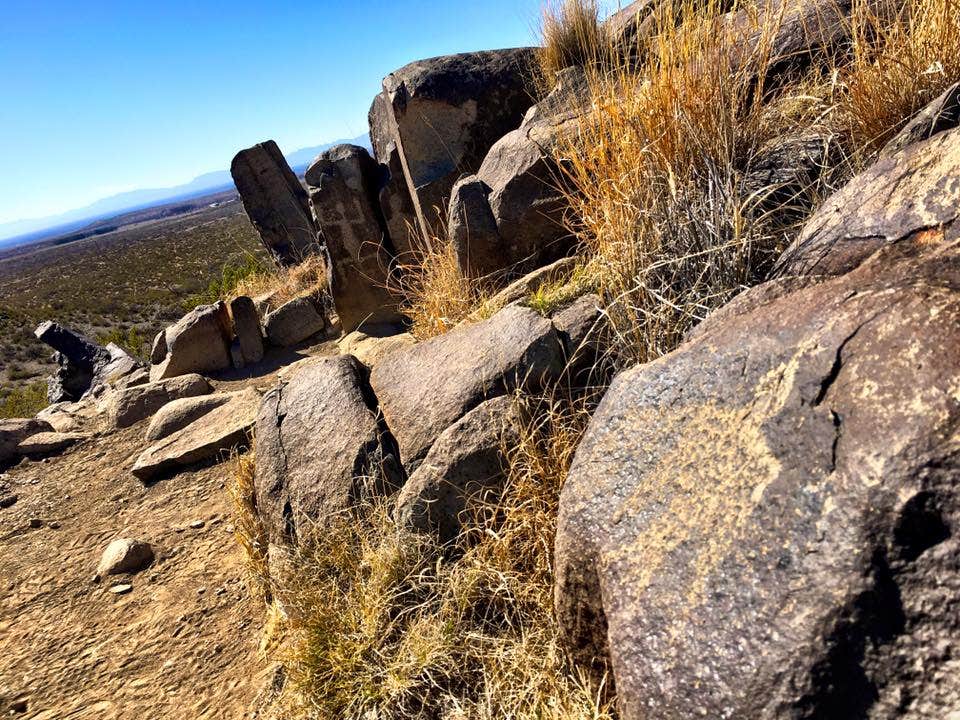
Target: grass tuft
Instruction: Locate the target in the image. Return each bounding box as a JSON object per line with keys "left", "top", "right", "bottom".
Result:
{"left": 228, "top": 449, "right": 271, "bottom": 606}
{"left": 538, "top": 0, "right": 610, "bottom": 89}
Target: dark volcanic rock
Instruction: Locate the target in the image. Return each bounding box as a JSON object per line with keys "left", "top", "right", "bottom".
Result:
{"left": 231, "top": 140, "right": 320, "bottom": 265}
{"left": 880, "top": 82, "right": 960, "bottom": 158}
{"left": 305, "top": 144, "right": 402, "bottom": 333}
{"left": 254, "top": 355, "right": 402, "bottom": 545}
{"left": 368, "top": 92, "right": 419, "bottom": 258}
{"left": 447, "top": 175, "right": 502, "bottom": 279}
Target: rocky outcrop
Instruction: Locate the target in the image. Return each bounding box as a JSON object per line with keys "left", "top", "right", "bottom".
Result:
{"left": 378, "top": 48, "right": 538, "bottom": 236}
{"left": 144, "top": 393, "right": 232, "bottom": 442}
{"left": 880, "top": 82, "right": 960, "bottom": 158}
{"left": 263, "top": 296, "right": 327, "bottom": 347}
{"left": 108, "top": 374, "right": 212, "bottom": 429}
{"left": 555, "top": 127, "right": 960, "bottom": 719}
{"left": 132, "top": 387, "right": 260, "bottom": 481}
{"left": 396, "top": 395, "right": 520, "bottom": 543}
{"left": 369, "top": 303, "right": 565, "bottom": 469}
{"left": 0, "top": 418, "right": 53, "bottom": 468}
{"left": 228, "top": 296, "right": 265, "bottom": 368}
{"left": 150, "top": 302, "right": 232, "bottom": 381}
{"left": 305, "top": 144, "right": 401, "bottom": 333}
{"left": 230, "top": 140, "right": 320, "bottom": 265}
{"left": 253, "top": 355, "right": 402, "bottom": 544}
{"left": 369, "top": 93, "right": 419, "bottom": 258}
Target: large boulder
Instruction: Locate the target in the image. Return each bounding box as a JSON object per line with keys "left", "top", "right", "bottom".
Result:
{"left": 368, "top": 93, "right": 419, "bottom": 258}
{"left": 378, "top": 48, "right": 538, "bottom": 236}
{"left": 396, "top": 395, "right": 520, "bottom": 543}
{"left": 230, "top": 140, "right": 320, "bottom": 265}
{"left": 369, "top": 303, "right": 565, "bottom": 469}
{"left": 263, "top": 296, "right": 327, "bottom": 347}
{"left": 254, "top": 355, "right": 403, "bottom": 545}
{"left": 132, "top": 388, "right": 260, "bottom": 481}
{"left": 555, "top": 129, "right": 960, "bottom": 719}
{"left": 107, "top": 374, "right": 212, "bottom": 429}
{"left": 447, "top": 175, "right": 502, "bottom": 279}
{"left": 305, "top": 144, "right": 402, "bottom": 333}
{"left": 150, "top": 302, "right": 232, "bottom": 381}
{"left": 0, "top": 418, "right": 52, "bottom": 467}
{"left": 228, "top": 295, "right": 264, "bottom": 367}
{"left": 144, "top": 393, "right": 233, "bottom": 442}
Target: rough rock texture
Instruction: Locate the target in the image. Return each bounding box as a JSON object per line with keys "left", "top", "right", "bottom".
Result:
{"left": 396, "top": 396, "right": 520, "bottom": 543}
{"left": 229, "top": 296, "right": 264, "bottom": 367}
{"left": 461, "top": 256, "right": 579, "bottom": 325}
{"left": 132, "top": 388, "right": 260, "bottom": 481}
{"left": 338, "top": 329, "right": 416, "bottom": 369}
{"left": 775, "top": 126, "right": 960, "bottom": 278}
{"left": 150, "top": 302, "right": 233, "bottom": 381}
{"left": 370, "top": 303, "right": 564, "bottom": 468}
{"left": 263, "top": 296, "right": 327, "bottom": 347}
{"left": 0, "top": 419, "right": 53, "bottom": 467}
{"left": 108, "top": 374, "right": 212, "bottom": 429}
{"left": 380, "top": 48, "right": 538, "bottom": 236}
{"left": 743, "top": 134, "right": 835, "bottom": 220}
{"left": 144, "top": 394, "right": 233, "bottom": 442}
{"left": 95, "top": 538, "right": 155, "bottom": 578}
{"left": 880, "top": 82, "right": 960, "bottom": 158}
{"left": 254, "top": 355, "right": 402, "bottom": 544}
{"left": 552, "top": 293, "right": 604, "bottom": 374}
{"left": 305, "top": 144, "right": 401, "bottom": 333}
{"left": 230, "top": 140, "right": 319, "bottom": 265}
{"left": 369, "top": 92, "right": 419, "bottom": 258}
{"left": 447, "top": 175, "right": 502, "bottom": 278}
{"left": 17, "top": 431, "right": 86, "bottom": 458}
{"left": 555, "top": 129, "right": 960, "bottom": 719}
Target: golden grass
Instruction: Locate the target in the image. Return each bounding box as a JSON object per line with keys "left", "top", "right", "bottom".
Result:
{"left": 260, "top": 390, "right": 612, "bottom": 720}
{"left": 843, "top": 0, "right": 960, "bottom": 153}
{"left": 232, "top": 253, "right": 329, "bottom": 311}
{"left": 392, "top": 240, "right": 490, "bottom": 340}
{"left": 228, "top": 449, "right": 271, "bottom": 606}
{"left": 537, "top": 0, "right": 611, "bottom": 89}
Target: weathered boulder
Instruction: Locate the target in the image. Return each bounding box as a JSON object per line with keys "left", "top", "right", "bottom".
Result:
{"left": 16, "top": 431, "right": 85, "bottom": 458}
{"left": 370, "top": 303, "right": 565, "bottom": 468}
{"left": 95, "top": 538, "right": 154, "bottom": 579}
{"left": 108, "top": 374, "right": 212, "bottom": 429}
{"left": 551, "top": 292, "right": 604, "bottom": 374}
{"left": 263, "top": 296, "right": 327, "bottom": 347}
{"left": 228, "top": 295, "right": 264, "bottom": 367}
{"left": 132, "top": 388, "right": 260, "bottom": 481}
{"left": 305, "top": 144, "right": 401, "bottom": 333}
{"left": 369, "top": 93, "right": 419, "bottom": 258}
{"left": 150, "top": 302, "right": 232, "bottom": 381}
{"left": 337, "top": 328, "right": 416, "bottom": 369}
{"left": 447, "top": 175, "right": 502, "bottom": 278}
{"left": 396, "top": 396, "right": 520, "bottom": 543}
{"left": 775, "top": 126, "right": 960, "bottom": 278}
{"left": 379, "top": 48, "right": 538, "bottom": 236}
{"left": 144, "top": 393, "right": 233, "bottom": 442}
{"left": 880, "top": 82, "right": 960, "bottom": 158}
{"left": 254, "top": 355, "right": 402, "bottom": 545}
{"left": 230, "top": 140, "right": 319, "bottom": 265}
{"left": 555, "top": 133, "right": 960, "bottom": 717}
{"left": 0, "top": 418, "right": 52, "bottom": 467}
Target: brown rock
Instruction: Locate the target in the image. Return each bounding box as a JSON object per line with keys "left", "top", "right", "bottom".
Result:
{"left": 108, "top": 374, "right": 212, "bottom": 429}
{"left": 447, "top": 175, "right": 502, "bottom": 279}
{"left": 228, "top": 296, "right": 264, "bottom": 366}
{"left": 263, "top": 296, "right": 327, "bottom": 347}
{"left": 96, "top": 538, "right": 154, "bottom": 578}
{"left": 0, "top": 418, "right": 53, "bottom": 467}
{"left": 16, "top": 431, "right": 86, "bottom": 458}
{"left": 149, "top": 302, "right": 232, "bottom": 382}
{"left": 144, "top": 393, "right": 233, "bottom": 442}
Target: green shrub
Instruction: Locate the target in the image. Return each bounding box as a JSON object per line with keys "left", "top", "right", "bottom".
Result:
{"left": 183, "top": 254, "right": 269, "bottom": 310}
{"left": 0, "top": 380, "right": 48, "bottom": 419}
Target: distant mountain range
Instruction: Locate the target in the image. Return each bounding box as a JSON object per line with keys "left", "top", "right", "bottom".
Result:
{"left": 0, "top": 134, "right": 370, "bottom": 248}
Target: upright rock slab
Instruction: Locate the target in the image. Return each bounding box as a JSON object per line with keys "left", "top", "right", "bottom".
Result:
{"left": 368, "top": 93, "right": 419, "bottom": 258}
{"left": 555, "top": 128, "right": 960, "bottom": 719}
{"left": 305, "top": 144, "right": 401, "bottom": 333}
{"left": 380, "top": 48, "right": 538, "bottom": 236}
{"left": 150, "top": 302, "right": 232, "bottom": 381}
{"left": 228, "top": 296, "right": 264, "bottom": 367}
{"left": 230, "top": 140, "right": 320, "bottom": 265}
{"left": 254, "top": 355, "right": 402, "bottom": 545}
{"left": 369, "top": 303, "right": 564, "bottom": 468}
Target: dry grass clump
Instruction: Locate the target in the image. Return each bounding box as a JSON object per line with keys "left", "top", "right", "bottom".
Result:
{"left": 559, "top": 0, "right": 839, "bottom": 364}
{"left": 264, "top": 390, "right": 612, "bottom": 719}
{"left": 233, "top": 253, "right": 329, "bottom": 311}
{"left": 538, "top": 0, "right": 611, "bottom": 88}
{"left": 228, "top": 449, "right": 271, "bottom": 606}
{"left": 392, "top": 240, "right": 490, "bottom": 340}
{"left": 843, "top": 0, "right": 960, "bottom": 152}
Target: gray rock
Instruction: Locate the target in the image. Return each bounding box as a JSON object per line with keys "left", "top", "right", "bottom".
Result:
{"left": 380, "top": 48, "right": 538, "bottom": 236}
{"left": 17, "top": 431, "right": 86, "bottom": 458}
{"left": 555, "top": 191, "right": 960, "bottom": 718}
{"left": 144, "top": 393, "right": 233, "bottom": 442}
{"left": 369, "top": 303, "right": 565, "bottom": 468}
{"left": 880, "top": 82, "right": 960, "bottom": 158}
{"left": 108, "top": 374, "right": 212, "bottom": 429}
{"left": 305, "top": 144, "right": 401, "bottom": 333}
{"left": 447, "top": 175, "right": 502, "bottom": 279}
{"left": 263, "top": 296, "right": 327, "bottom": 347}
{"left": 396, "top": 396, "right": 520, "bottom": 543}
{"left": 230, "top": 140, "right": 320, "bottom": 265}
{"left": 96, "top": 538, "right": 154, "bottom": 578}
{"left": 132, "top": 388, "right": 260, "bottom": 481}
{"left": 551, "top": 293, "right": 604, "bottom": 374}
{"left": 0, "top": 418, "right": 53, "bottom": 467}
{"left": 337, "top": 329, "right": 416, "bottom": 369}
{"left": 150, "top": 302, "right": 232, "bottom": 381}
{"left": 229, "top": 295, "right": 264, "bottom": 367}
{"left": 254, "top": 355, "right": 402, "bottom": 545}
{"left": 368, "top": 92, "right": 419, "bottom": 258}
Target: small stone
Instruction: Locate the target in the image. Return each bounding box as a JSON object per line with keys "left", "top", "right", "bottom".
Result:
{"left": 224, "top": 524, "right": 235, "bottom": 534}
{"left": 96, "top": 538, "right": 154, "bottom": 578}
{"left": 189, "top": 519, "right": 205, "bottom": 529}
{"left": 197, "top": 586, "right": 207, "bottom": 595}
{"left": 109, "top": 583, "right": 133, "bottom": 595}
{"left": 28, "top": 518, "right": 42, "bottom": 528}
{"left": 0, "top": 494, "right": 17, "bottom": 509}
{"left": 48, "top": 521, "right": 61, "bottom": 530}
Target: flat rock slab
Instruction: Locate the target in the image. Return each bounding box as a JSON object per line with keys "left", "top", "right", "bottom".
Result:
{"left": 369, "top": 303, "right": 564, "bottom": 468}
{"left": 144, "top": 393, "right": 233, "bottom": 442}
{"left": 132, "top": 388, "right": 260, "bottom": 481}
{"left": 109, "top": 374, "right": 212, "bottom": 429}
{"left": 0, "top": 418, "right": 53, "bottom": 467}
{"left": 17, "top": 431, "right": 86, "bottom": 458}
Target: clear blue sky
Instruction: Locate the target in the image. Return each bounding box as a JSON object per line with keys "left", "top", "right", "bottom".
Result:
{"left": 0, "top": 0, "right": 562, "bottom": 225}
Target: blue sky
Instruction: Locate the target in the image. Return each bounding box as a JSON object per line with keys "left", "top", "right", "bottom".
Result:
{"left": 0, "top": 0, "right": 563, "bottom": 225}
